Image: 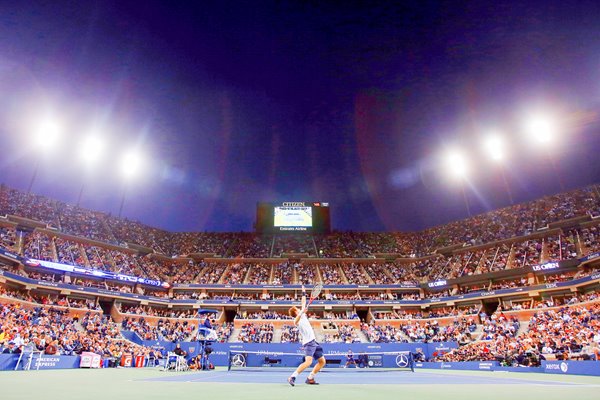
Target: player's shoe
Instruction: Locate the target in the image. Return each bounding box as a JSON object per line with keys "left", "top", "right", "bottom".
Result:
{"left": 305, "top": 377, "right": 319, "bottom": 385}
{"left": 287, "top": 376, "right": 296, "bottom": 386}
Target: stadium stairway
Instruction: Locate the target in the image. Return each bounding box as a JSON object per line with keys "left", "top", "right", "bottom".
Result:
{"left": 227, "top": 327, "right": 242, "bottom": 343}
{"left": 515, "top": 320, "right": 530, "bottom": 337}
{"left": 355, "top": 329, "right": 369, "bottom": 343}
{"left": 273, "top": 327, "right": 283, "bottom": 343}
{"left": 314, "top": 325, "right": 326, "bottom": 342}
{"left": 73, "top": 320, "right": 87, "bottom": 333}
{"left": 469, "top": 324, "right": 484, "bottom": 341}
{"left": 396, "top": 329, "right": 411, "bottom": 343}
{"left": 100, "top": 218, "right": 118, "bottom": 243}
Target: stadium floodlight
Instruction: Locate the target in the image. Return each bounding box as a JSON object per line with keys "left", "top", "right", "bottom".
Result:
{"left": 482, "top": 134, "right": 505, "bottom": 162}
{"left": 483, "top": 133, "right": 514, "bottom": 204}
{"left": 445, "top": 149, "right": 469, "bottom": 179}
{"left": 28, "top": 116, "right": 63, "bottom": 194}
{"left": 33, "top": 117, "right": 62, "bottom": 152}
{"left": 444, "top": 148, "right": 471, "bottom": 216}
{"left": 118, "top": 149, "right": 144, "bottom": 217}
{"left": 524, "top": 113, "right": 557, "bottom": 145}
{"left": 79, "top": 135, "right": 105, "bottom": 166}
{"left": 120, "top": 150, "right": 143, "bottom": 180}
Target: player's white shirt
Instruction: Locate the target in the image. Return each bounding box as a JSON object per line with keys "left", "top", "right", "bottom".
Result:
{"left": 296, "top": 313, "right": 316, "bottom": 345}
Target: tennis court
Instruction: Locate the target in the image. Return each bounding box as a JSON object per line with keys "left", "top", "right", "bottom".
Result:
{"left": 1, "top": 367, "right": 599, "bottom": 400}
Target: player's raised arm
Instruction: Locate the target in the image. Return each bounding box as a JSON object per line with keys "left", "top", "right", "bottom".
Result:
{"left": 301, "top": 285, "right": 306, "bottom": 309}
{"left": 294, "top": 285, "right": 307, "bottom": 325}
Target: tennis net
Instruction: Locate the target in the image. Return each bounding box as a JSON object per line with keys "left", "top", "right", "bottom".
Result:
{"left": 227, "top": 350, "right": 414, "bottom": 372}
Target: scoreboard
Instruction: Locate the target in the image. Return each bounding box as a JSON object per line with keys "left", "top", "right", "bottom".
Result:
{"left": 255, "top": 202, "right": 331, "bottom": 234}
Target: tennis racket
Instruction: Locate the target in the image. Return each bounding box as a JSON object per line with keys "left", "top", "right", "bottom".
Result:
{"left": 306, "top": 282, "right": 323, "bottom": 308}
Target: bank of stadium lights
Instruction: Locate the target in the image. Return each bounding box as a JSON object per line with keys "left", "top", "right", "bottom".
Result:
{"left": 33, "top": 117, "right": 63, "bottom": 152}
{"left": 524, "top": 113, "right": 558, "bottom": 145}
{"left": 118, "top": 150, "right": 144, "bottom": 218}
{"left": 28, "top": 116, "right": 64, "bottom": 193}
{"left": 445, "top": 149, "right": 469, "bottom": 179}
{"left": 482, "top": 134, "right": 505, "bottom": 162}
{"left": 481, "top": 133, "right": 515, "bottom": 204}
{"left": 443, "top": 149, "right": 472, "bottom": 216}
{"left": 120, "top": 151, "right": 143, "bottom": 180}
{"left": 523, "top": 111, "right": 566, "bottom": 190}
{"left": 79, "top": 135, "right": 105, "bottom": 166}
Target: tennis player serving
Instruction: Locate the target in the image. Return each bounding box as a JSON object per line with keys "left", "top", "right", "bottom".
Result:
{"left": 287, "top": 284, "right": 325, "bottom": 386}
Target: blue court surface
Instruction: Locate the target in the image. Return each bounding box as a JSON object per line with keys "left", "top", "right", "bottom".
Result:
{"left": 142, "top": 368, "right": 600, "bottom": 386}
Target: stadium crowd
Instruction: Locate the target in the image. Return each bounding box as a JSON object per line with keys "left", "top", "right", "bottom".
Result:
{"left": 437, "top": 302, "right": 600, "bottom": 364}
{"left": 0, "top": 184, "right": 600, "bottom": 367}
{"left": 2, "top": 184, "right": 600, "bottom": 261}
{"left": 121, "top": 317, "right": 195, "bottom": 342}
{"left": 0, "top": 303, "right": 157, "bottom": 365}
{"left": 361, "top": 323, "right": 405, "bottom": 343}
{"left": 322, "top": 323, "right": 361, "bottom": 343}
{"left": 237, "top": 323, "right": 274, "bottom": 343}
{"left": 118, "top": 304, "right": 197, "bottom": 319}
{"left": 236, "top": 310, "right": 292, "bottom": 320}
{"left": 280, "top": 324, "right": 300, "bottom": 343}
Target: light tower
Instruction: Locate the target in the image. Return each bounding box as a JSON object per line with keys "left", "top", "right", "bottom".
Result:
{"left": 28, "top": 117, "right": 63, "bottom": 193}
{"left": 445, "top": 149, "right": 471, "bottom": 216}
{"left": 482, "top": 133, "right": 513, "bottom": 204}
{"left": 118, "top": 150, "right": 143, "bottom": 218}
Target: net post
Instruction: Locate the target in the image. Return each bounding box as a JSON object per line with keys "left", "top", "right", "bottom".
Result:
{"left": 227, "top": 350, "right": 232, "bottom": 371}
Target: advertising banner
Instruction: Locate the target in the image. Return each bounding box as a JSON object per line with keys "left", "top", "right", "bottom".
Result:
{"left": 80, "top": 352, "right": 102, "bottom": 368}
{"left": 542, "top": 360, "right": 600, "bottom": 376}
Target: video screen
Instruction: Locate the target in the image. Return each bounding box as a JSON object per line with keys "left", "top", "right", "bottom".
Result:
{"left": 274, "top": 206, "right": 313, "bottom": 228}
{"left": 256, "top": 202, "right": 330, "bottom": 234}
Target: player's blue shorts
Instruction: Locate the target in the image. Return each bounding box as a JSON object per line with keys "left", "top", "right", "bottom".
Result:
{"left": 303, "top": 340, "right": 323, "bottom": 360}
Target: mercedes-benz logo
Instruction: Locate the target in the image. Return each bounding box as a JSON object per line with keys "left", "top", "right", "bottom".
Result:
{"left": 231, "top": 354, "right": 246, "bottom": 367}
{"left": 395, "top": 354, "right": 409, "bottom": 368}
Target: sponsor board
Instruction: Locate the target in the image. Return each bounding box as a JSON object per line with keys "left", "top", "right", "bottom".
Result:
{"left": 35, "top": 356, "right": 61, "bottom": 368}
{"left": 427, "top": 280, "right": 447, "bottom": 288}
{"left": 478, "top": 362, "right": 494, "bottom": 370}
{"left": 532, "top": 262, "right": 560, "bottom": 272}
{"left": 580, "top": 252, "right": 600, "bottom": 262}
{"left": 0, "top": 248, "right": 20, "bottom": 260}
{"left": 542, "top": 361, "right": 600, "bottom": 376}
{"left": 544, "top": 361, "right": 568, "bottom": 373}
{"left": 394, "top": 354, "right": 408, "bottom": 368}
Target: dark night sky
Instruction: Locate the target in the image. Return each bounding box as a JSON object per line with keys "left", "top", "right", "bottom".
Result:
{"left": 0, "top": 1, "right": 599, "bottom": 232}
